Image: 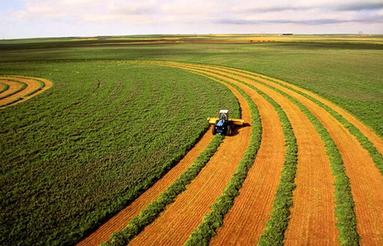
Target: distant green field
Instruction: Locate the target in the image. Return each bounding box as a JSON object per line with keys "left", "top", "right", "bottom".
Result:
{"left": 1, "top": 36, "right": 382, "bottom": 135}
{"left": 0, "top": 35, "right": 382, "bottom": 245}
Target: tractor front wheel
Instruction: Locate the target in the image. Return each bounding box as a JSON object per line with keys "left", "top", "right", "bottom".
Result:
{"left": 212, "top": 126, "right": 216, "bottom": 135}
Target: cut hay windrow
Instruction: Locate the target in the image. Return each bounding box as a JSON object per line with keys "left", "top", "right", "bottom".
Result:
{"left": 182, "top": 64, "right": 358, "bottom": 244}
{"left": 172, "top": 64, "right": 297, "bottom": 245}
{"left": 123, "top": 65, "right": 252, "bottom": 245}
{"left": 0, "top": 82, "right": 9, "bottom": 94}
{"left": 2, "top": 37, "right": 382, "bottom": 245}
{"left": 207, "top": 65, "right": 383, "bottom": 175}
{"left": 0, "top": 79, "right": 27, "bottom": 100}
{"left": 270, "top": 88, "right": 359, "bottom": 245}
{"left": 0, "top": 76, "right": 53, "bottom": 108}
{"left": 184, "top": 77, "right": 262, "bottom": 245}
{"left": 105, "top": 135, "right": 224, "bottom": 246}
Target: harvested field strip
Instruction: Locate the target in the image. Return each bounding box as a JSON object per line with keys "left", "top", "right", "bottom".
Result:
{"left": 23, "top": 79, "right": 45, "bottom": 97}
{"left": 77, "top": 131, "right": 214, "bottom": 246}
{"left": 0, "top": 79, "right": 26, "bottom": 99}
{"left": 209, "top": 64, "right": 357, "bottom": 243}
{"left": 185, "top": 78, "right": 262, "bottom": 245}
{"left": 247, "top": 82, "right": 383, "bottom": 245}
{"left": 0, "top": 82, "right": 9, "bottom": 94}
{"left": 128, "top": 76, "right": 252, "bottom": 246}
{"left": 209, "top": 66, "right": 383, "bottom": 168}
{"left": 103, "top": 134, "right": 223, "bottom": 246}
{"left": 174, "top": 64, "right": 332, "bottom": 245}
{"left": 275, "top": 89, "right": 359, "bottom": 245}
{"left": 210, "top": 81, "right": 288, "bottom": 244}
{"left": 0, "top": 75, "right": 52, "bottom": 108}
{"left": 187, "top": 64, "right": 382, "bottom": 245}
{"left": 226, "top": 67, "right": 383, "bottom": 151}
{"left": 162, "top": 64, "right": 292, "bottom": 244}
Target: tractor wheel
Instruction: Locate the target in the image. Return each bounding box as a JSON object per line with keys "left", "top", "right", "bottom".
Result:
{"left": 212, "top": 126, "right": 216, "bottom": 135}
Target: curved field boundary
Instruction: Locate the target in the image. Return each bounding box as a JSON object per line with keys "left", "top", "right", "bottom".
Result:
{"left": 127, "top": 74, "right": 253, "bottom": 245}
{"left": 201, "top": 65, "right": 383, "bottom": 173}
{"left": 179, "top": 63, "right": 381, "bottom": 245}
{"left": 0, "top": 75, "right": 53, "bottom": 108}
{"left": 78, "top": 131, "right": 215, "bottom": 246}
{"left": 170, "top": 64, "right": 337, "bottom": 244}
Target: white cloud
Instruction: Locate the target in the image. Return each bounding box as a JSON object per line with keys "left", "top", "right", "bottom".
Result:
{"left": 2, "top": 0, "right": 383, "bottom": 38}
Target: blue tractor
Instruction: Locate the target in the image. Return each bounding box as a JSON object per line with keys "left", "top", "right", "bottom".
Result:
{"left": 208, "top": 109, "right": 244, "bottom": 136}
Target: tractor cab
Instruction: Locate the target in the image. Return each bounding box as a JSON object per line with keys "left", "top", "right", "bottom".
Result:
{"left": 207, "top": 109, "right": 245, "bottom": 136}
{"left": 218, "top": 109, "right": 229, "bottom": 121}
{"left": 213, "top": 109, "right": 231, "bottom": 135}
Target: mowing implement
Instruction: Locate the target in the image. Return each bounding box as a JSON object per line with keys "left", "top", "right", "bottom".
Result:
{"left": 208, "top": 109, "right": 244, "bottom": 136}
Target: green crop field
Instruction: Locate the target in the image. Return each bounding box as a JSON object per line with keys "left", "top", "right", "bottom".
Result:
{"left": 1, "top": 35, "right": 382, "bottom": 245}
{"left": 0, "top": 60, "right": 239, "bottom": 245}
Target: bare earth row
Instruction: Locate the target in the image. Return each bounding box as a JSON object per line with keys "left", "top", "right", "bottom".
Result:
{"left": 78, "top": 62, "right": 383, "bottom": 245}
{"left": 0, "top": 75, "right": 53, "bottom": 108}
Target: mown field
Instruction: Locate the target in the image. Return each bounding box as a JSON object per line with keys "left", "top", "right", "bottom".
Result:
{"left": 0, "top": 35, "right": 382, "bottom": 245}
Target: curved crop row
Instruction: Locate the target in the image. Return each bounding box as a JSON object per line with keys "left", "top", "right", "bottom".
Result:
{"left": 187, "top": 64, "right": 359, "bottom": 244}
{"left": 272, "top": 88, "right": 359, "bottom": 245}
{"left": 0, "top": 82, "right": 9, "bottom": 94}
{"left": 150, "top": 63, "right": 298, "bottom": 244}
{"left": 236, "top": 84, "right": 297, "bottom": 246}
{"left": 0, "top": 76, "right": 52, "bottom": 108}
{"left": 240, "top": 87, "right": 297, "bottom": 246}
{"left": 0, "top": 79, "right": 27, "bottom": 100}
{"left": 213, "top": 67, "right": 383, "bottom": 174}
{"left": 168, "top": 63, "right": 360, "bottom": 244}
{"left": 185, "top": 79, "right": 262, "bottom": 244}
{"left": 23, "top": 79, "right": 45, "bottom": 97}
{"left": 89, "top": 62, "right": 380, "bottom": 245}
{"left": 115, "top": 64, "right": 252, "bottom": 245}
{"left": 105, "top": 135, "right": 224, "bottom": 246}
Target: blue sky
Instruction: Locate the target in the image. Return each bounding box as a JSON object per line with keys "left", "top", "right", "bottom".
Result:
{"left": 1, "top": 0, "right": 382, "bottom": 38}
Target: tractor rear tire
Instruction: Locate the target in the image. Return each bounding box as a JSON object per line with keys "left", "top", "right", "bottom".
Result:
{"left": 212, "top": 126, "right": 216, "bottom": 135}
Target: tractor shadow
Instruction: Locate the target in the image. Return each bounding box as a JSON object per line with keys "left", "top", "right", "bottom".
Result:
{"left": 229, "top": 122, "right": 251, "bottom": 136}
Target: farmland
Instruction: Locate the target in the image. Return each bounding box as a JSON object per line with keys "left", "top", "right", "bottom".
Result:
{"left": 1, "top": 35, "right": 383, "bottom": 245}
